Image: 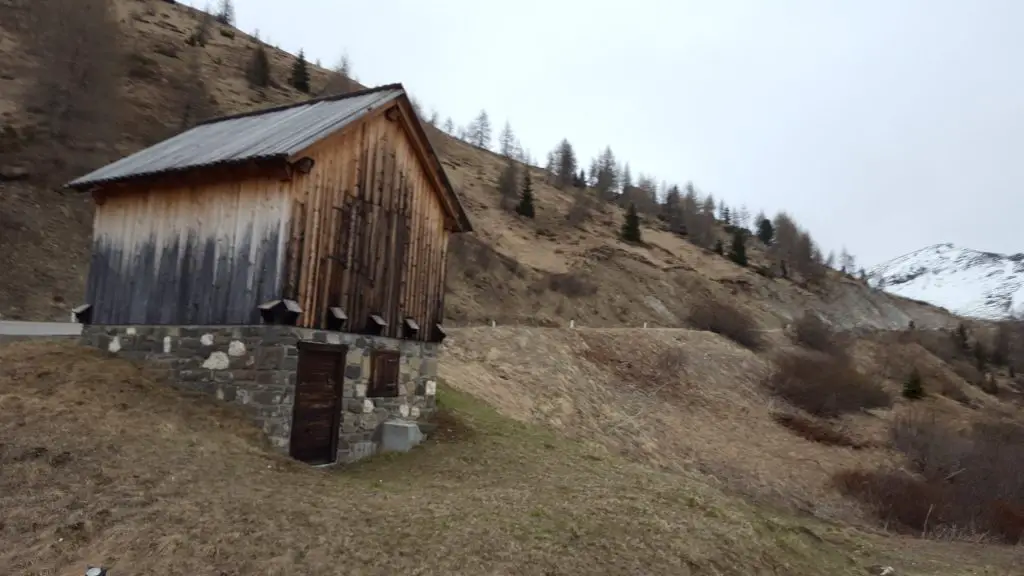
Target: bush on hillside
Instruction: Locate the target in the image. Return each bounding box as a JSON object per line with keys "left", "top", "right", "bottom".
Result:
{"left": 547, "top": 272, "right": 597, "bottom": 298}
{"left": 791, "top": 312, "right": 837, "bottom": 354}
{"left": 836, "top": 412, "right": 1024, "bottom": 543}
{"left": 765, "top": 353, "right": 892, "bottom": 418}
{"left": 903, "top": 367, "right": 925, "bottom": 399}
{"left": 687, "top": 298, "right": 762, "bottom": 350}
{"left": 772, "top": 412, "right": 862, "bottom": 448}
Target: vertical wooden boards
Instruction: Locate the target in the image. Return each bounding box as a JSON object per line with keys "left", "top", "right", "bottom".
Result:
{"left": 85, "top": 170, "right": 289, "bottom": 325}
{"left": 277, "top": 110, "right": 454, "bottom": 340}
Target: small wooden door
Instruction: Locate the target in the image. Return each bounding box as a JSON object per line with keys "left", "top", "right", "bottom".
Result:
{"left": 290, "top": 343, "right": 346, "bottom": 464}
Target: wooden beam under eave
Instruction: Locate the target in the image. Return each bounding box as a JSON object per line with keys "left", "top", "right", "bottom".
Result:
{"left": 78, "top": 158, "right": 293, "bottom": 198}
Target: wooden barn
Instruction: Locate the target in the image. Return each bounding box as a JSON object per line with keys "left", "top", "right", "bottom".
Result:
{"left": 67, "top": 84, "right": 471, "bottom": 341}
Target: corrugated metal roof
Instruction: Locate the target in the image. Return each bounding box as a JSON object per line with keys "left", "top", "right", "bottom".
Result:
{"left": 67, "top": 86, "right": 404, "bottom": 188}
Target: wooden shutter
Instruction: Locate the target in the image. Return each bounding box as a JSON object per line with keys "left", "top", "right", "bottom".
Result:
{"left": 369, "top": 350, "right": 400, "bottom": 397}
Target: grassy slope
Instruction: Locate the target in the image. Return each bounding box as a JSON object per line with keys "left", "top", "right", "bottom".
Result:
{"left": 0, "top": 0, "right": 958, "bottom": 334}
{"left": 2, "top": 339, "right": 1021, "bottom": 576}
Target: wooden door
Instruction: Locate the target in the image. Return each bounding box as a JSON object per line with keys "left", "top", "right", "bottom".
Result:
{"left": 290, "top": 343, "right": 346, "bottom": 464}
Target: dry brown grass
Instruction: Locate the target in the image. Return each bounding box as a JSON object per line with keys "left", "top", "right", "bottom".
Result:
{"left": 0, "top": 339, "right": 902, "bottom": 576}
{"left": 765, "top": 352, "right": 892, "bottom": 418}
{"left": 4, "top": 336, "right": 1024, "bottom": 574}
{"left": 442, "top": 326, "right": 919, "bottom": 527}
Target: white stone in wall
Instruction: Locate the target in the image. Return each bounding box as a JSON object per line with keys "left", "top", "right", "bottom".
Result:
{"left": 399, "top": 404, "right": 410, "bottom": 418}
{"left": 410, "top": 406, "right": 421, "bottom": 419}
{"left": 202, "top": 351, "right": 230, "bottom": 370}
{"left": 362, "top": 398, "right": 374, "bottom": 413}
{"left": 355, "top": 383, "right": 367, "bottom": 398}
{"left": 126, "top": 327, "right": 137, "bottom": 335}
{"left": 163, "top": 336, "right": 172, "bottom": 354}
{"left": 228, "top": 340, "right": 246, "bottom": 357}
{"left": 108, "top": 336, "right": 121, "bottom": 353}
{"left": 425, "top": 380, "right": 437, "bottom": 396}
{"left": 200, "top": 333, "right": 215, "bottom": 346}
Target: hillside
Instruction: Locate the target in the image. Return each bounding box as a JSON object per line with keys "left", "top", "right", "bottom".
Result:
{"left": 5, "top": 336, "right": 1024, "bottom": 575}
{"left": 0, "top": 0, "right": 959, "bottom": 334}
{"left": 870, "top": 243, "right": 1024, "bottom": 320}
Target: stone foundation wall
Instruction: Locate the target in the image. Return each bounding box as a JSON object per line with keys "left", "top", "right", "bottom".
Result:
{"left": 80, "top": 325, "right": 439, "bottom": 463}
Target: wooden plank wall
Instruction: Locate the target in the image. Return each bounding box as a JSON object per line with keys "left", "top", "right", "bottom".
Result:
{"left": 86, "top": 173, "right": 291, "bottom": 324}
{"left": 286, "top": 108, "right": 450, "bottom": 341}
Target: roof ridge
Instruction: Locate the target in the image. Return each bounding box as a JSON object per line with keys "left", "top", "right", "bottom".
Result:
{"left": 195, "top": 82, "right": 405, "bottom": 127}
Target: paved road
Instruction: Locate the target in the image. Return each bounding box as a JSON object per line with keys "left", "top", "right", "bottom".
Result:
{"left": 0, "top": 321, "right": 82, "bottom": 337}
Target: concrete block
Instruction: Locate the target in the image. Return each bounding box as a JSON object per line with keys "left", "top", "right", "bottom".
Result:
{"left": 379, "top": 419, "right": 424, "bottom": 453}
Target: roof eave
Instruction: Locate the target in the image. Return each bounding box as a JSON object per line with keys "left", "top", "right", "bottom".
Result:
{"left": 65, "top": 154, "right": 291, "bottom": 192}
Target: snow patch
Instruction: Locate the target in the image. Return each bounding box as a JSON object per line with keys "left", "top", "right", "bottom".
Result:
{"left": 869, "top": 243, "right": 1024, "bottom": 319}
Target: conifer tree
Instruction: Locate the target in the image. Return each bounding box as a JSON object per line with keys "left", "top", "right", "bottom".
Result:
{"left": 246, "top": 44, "right": 271, "bottom": 88}
{"left": 498, "top": 121, "right": 516, "bottom": 157}
{"left": 621, "top": 203, "right": 642, "bottom": 243}
{"left": 443, "top": 117, "right": 455, "bottom": 134}
{"left": 516, "top": 168, "right": 536, "bottom": 218}
{"left": 593, "top": 147, "right": 618, "bottom": 199}
{"left": 468, "top": 110, "right": 492, "bottom": 149}
{"left": 903, "top": 367, "right": 924, "bottom": 399}
{"left": 290, "top": 49, "right": 311, "bottom": 93}
{"left": 497, "top": 158, "right": 519, "bottom": 210}
{"left": 729, "top": 228, "right": 748, "bottom": 266}
{"left": 663, "top": 185, "right": 684, "bottom": 234}
{"left": 756, "top": 217, "right": 775, "bottom": 245}
{"left": 551, "top": 139, "right": 578, "bottom": 189}
{"left": 216, "top": 0, "right": 235, "bottom": 25}
{"left": 320, "top": 53, "right": 355, "bottom": 96}
{"left": 620, "top": 163, "right": 633, "bottom": 192}
{"left": 188, "top": 5, "right": 214, "bottom": 46}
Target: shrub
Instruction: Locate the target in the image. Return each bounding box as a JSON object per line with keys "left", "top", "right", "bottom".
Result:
{"left": 903, "top": 367, "right": 925, "bottom": 399}
{"left": 765, "top": 353, "right": 892, "bottom": 417}
{"left": 833, "top": 469, "right": 948, "bottom": 534}
{"left": 688, "top": 298, "right": 762, "bottom": 350}
{"left": 773, "top": 413, "right": 862, "bottom": 448}
{"left": 839, "top": 411, "right": 1024, "bottom": 543}
{"left": 547, "top": 272, "right": 597, "bottom": 298}
{"left": 792, "top": 312, "right": 836, "bottom": 354}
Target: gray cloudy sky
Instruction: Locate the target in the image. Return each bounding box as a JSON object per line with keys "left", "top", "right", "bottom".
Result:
{"left": 211, "top": 0, "right": 1024, "bottom": 268}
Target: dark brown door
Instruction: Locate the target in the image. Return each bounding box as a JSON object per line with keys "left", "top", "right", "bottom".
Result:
{"left": 290, "top": 343, "right": 346, "bottom": 464}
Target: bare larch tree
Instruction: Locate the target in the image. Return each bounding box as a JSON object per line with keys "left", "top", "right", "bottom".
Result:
{"left": 27, "top": 0, "right": 123, "bottom": 179}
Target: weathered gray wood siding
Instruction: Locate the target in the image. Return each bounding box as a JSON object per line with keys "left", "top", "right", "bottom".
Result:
{"left": 85, "top": 177, "right": 291, "bottom": 324}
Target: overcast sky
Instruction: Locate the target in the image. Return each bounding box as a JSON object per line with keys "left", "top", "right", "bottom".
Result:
{"left": 208, "top": 0, "right": 1023, "bottom": 268}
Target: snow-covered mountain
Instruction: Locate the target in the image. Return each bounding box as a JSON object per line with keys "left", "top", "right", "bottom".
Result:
{"left": 867, "top": 244, "right": 1024, "bottom": 320}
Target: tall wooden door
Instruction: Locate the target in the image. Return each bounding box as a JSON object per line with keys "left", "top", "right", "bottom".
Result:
{"left": 290, "top": 343, "right": 346, "bottom": 464}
